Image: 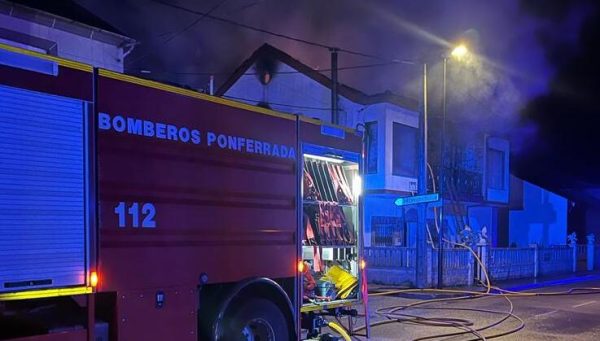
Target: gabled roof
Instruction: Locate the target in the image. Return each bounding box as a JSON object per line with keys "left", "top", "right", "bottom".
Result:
{"left": 217, "top": 43, "right": 419, "bottom": 111}
{"left": 1, "top": 0, "right": 133, "bottom": 45}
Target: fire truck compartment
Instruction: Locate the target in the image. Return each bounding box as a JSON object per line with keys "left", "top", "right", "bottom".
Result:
{"left": 0, "top": 84, "right": 90, "bottom": 293}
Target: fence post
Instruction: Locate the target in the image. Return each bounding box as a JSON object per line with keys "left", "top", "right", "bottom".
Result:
{"left": 587, "top": 234, "right": 595, "bottom": 271}
{"left": 569, "top": 232, "right": 577, "bottom": 273}
{"left": 532, "top": 244, "right": 539, "bottom": 278}
{"left": 426, "top": 246, "right": 433, "bottom": 287}
{"left": 477, "top": 242, "right": 488, "bottom": 284}
{"left": 467, "top": 248, "right": 474, "bottom": 286}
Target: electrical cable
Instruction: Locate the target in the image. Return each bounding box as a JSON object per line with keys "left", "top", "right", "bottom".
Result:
{"left": 130, "top": 61, "right": 401, "bottom": 76}
{"left": 130, "top": 0, "right": 230, "bottom": 66}
{"left": 147, "top": 0, "right": 415, "bottom": 64}
{"left": 221, "top": 94, "right": 343, "bottom": 111}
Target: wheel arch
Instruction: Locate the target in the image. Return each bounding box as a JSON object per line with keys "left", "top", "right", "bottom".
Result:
{"left": 212, "top": 277, "right": 295, "bottom": 340}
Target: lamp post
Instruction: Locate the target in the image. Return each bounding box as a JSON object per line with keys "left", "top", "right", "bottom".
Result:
{"left": 437, "top": 44, "right": 469, "bottom": 288}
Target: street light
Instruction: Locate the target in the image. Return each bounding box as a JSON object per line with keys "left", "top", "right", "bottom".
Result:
{"left": 450, "top": 44, "right": 469, "bottom": 60}
{"left": 438, "top": 43, "right": 470, "bottom": 288}
{"left": 415, "top": 44, "right": 470, "bottom": 289}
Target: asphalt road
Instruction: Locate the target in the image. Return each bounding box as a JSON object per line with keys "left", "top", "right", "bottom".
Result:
{"left": 338, "top": 279, "right": 600, "bottom": 340}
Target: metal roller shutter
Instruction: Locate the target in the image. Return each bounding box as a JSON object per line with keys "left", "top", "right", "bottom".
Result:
{"left": 0, "top": 84, "right": 87, "bottom": 292}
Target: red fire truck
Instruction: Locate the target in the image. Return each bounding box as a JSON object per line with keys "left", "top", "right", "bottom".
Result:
{"left": 0, "top": 43, "right": 366, "bottom": 340}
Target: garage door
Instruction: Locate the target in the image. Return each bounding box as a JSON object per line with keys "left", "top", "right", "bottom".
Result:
{"left": 0, "top": 84, "right": 88, "bottom": 292}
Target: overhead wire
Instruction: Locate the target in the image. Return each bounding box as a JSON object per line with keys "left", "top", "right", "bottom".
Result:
{"left": 128, "top": 3, "right": 597, "bottom": 340}
{"left": 158, "top": 0, "right": 231, "bottom": 45}
{"left": 221, "top": 95, "right": 339, "bottom": 111}
{"left": 146, "top": 0, "right": 415, "bottom": 65}
{"left": 129, "top": 0, "right": 231, "bottom": 66}
{"left": 130, "top": 61, "right": 402, "bottom": 76}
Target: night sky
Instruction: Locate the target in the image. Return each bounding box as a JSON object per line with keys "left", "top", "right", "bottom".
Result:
{"left": 74, "top": 0, "right": 600, "bottom": 200}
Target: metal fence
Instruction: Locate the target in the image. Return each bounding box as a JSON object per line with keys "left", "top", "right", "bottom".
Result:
{"left": 366, "top": 244, "right": 594, "bottom": 287}
{"left": 488, "top": 247, "right": 535, "bottom": 281}
{"left": 432, "top": 248, "right": 473, "bottom": 286}
{"left": 432, "top": 248, "right": 471, "bottom": 271}
{"left": 364, "top": 247, "right": 415, "bottom": 268}
{"left": 577, "top": 244, "right": 587, "bottom": 261}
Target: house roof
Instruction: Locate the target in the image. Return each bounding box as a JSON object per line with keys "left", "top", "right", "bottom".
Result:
{"left": 216, "top": 43, "right": 419, "bottom": 111}
{"left": 1, "top": 0, "right": 133, "bottom": 44}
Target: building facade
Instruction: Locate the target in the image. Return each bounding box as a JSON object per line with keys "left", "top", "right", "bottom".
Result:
{"left": 217, "top": 43, "right": 522, "bottom": 252}
{"left": 0, "top": 0, "right": 134, "bottom": 72}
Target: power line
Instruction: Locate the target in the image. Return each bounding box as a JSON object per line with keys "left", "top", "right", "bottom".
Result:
{"left": 222, "top": 95, "right": 342, "bottom": 111}
{"left": 130, "top": 0, "right": 230, "bottom": 66}
{"left": 132, "top": 61, "right": 403, "bottom": 76}
{"left": 160, "top": 0, "right": 230, "bottom": 45}
{"left": 147, "top": 0, "right": 415, "bottom": 65}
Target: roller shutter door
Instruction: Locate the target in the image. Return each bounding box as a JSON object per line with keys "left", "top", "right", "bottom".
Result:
{"left": 0, "top": 84, "right": 87, "bottom": 292}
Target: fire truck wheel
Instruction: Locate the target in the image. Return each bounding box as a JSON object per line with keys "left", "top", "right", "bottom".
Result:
{"left": 222, "top": 297, "right": 290, "bottom": 341}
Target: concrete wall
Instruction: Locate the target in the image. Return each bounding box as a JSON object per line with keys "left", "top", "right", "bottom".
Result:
{"left": 367, "top": 268, "right": 415, "bottom": 286}
{"left": 509, "top": 176, "right": 568, "bottom": 247}
{"left": 0, "top": 13, "right": 124, "bottom": 71}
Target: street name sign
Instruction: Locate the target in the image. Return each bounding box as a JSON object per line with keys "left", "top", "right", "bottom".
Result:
{"left": 394, "top": 193, "right": 440, "bottom": 206}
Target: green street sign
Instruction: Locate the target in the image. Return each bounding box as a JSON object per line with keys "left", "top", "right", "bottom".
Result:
{"left": 394, "top": 193, "right": 440, "bottom": 206}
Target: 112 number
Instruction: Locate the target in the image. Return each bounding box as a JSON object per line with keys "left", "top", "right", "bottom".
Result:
{"left": 114, "top": 202, "right": 156, "bottom": 228}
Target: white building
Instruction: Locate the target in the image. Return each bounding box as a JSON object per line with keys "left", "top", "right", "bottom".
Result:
{"left": 217, "top": 44, "right": 540, "bottom": 250}
{"left": 0, "top": 0, "right": 134, "bottom": 71}
{"left": 217, "top": 44, "right": 422, "bottom": 247}
{"left": 509, "top": 176, "right": 568, "bottom": 247}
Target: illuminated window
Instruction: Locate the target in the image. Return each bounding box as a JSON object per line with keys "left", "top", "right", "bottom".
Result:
{"left": 365, "top": 121, "right": 378, "bottom": 174}
{"left": 392, "top": 122, "right": 418, "bottom": 177}
{"left": 487, "top": 149, "right": 505, "bottom": 190}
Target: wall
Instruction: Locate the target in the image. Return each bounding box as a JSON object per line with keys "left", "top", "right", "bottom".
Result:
{"left": 467, "top": 206, "right": 496, "bottom": 245}
{"left": 223, "top": 61, "right": 421, "bottom": 195}
{"left": 364, "top": 195, "right": 420, "bottom": 247}
{"left": 224, "top": 63, "right": 362, "bottom": 125}
{"left": 509, "top": 176, "right": 568, "bottom": 247}
{"left": 584, "top": 203, "right": 600, "bottom": 237}
{"left": 0, "top": 13, "right": 124, "bottom": 71}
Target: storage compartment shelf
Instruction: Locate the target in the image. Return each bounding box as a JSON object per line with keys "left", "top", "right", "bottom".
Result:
{"left": 303, "top": 200, "right": 356, "bottom": 208}
{"left": 301, "top": 152, "right": 361, "bottom": 307}
{"left": 302, "top": 244, "right": 357, "bottom": 248}
{"left": 301, "top": 298, "right": 358, "bottom": 313}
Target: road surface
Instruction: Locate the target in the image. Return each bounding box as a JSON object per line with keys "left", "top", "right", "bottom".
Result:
{"left": 340, "top": 279, "right": 600, "bottom": 340}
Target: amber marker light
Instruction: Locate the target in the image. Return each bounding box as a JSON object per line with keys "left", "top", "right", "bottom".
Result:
{"left": 298, "top": 260, "right": 305, "bottom": 273}
{"left": 90, "top": 271, "right": 99, "bottom": 287}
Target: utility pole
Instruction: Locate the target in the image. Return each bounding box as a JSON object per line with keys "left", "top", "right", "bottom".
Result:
{"left": 437, "top": 58, "right": 448, "bottom": 289}
{"left": 415, "top": 63, "right": 428, "bottom": 288}
{"left": 330, "top": 48, "right": 339, "bottom": 125}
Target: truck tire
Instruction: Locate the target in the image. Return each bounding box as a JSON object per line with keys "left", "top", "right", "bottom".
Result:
{"left": 220, "top": 297, "right": 290, "bottom": 341}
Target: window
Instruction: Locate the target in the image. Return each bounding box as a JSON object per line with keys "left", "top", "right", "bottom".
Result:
{"left": 392, "top": 122, "right": 418, "bottom": 177}
{"left": 365, "top": 121, "right": 378, "bottom": 174}
{"left": 371, "top": 216, "right": 405, "bottom": 246}
{"left": 487, "top": 149, "right": 505, "bottom": 190}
